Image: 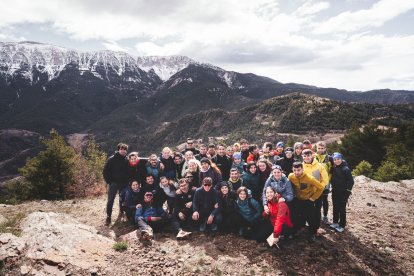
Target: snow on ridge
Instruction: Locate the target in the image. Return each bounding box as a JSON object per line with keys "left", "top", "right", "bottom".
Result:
{"left": 137, "top": 55, "right": 197, "bottom": 81}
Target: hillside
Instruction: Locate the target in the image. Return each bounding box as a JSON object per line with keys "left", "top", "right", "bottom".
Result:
{"left": 1, "top": 176, "right": 413, "bottom": 275}
{"left": 91, "top": 93, "right": 414, "bottom": 154}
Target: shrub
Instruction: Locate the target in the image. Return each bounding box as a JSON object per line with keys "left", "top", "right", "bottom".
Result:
{"left": 352, "top": 160, "right": 374, "bottom": 178}
{"left": 374, "top": 161, "right": 411, "bottom": 182}
{"left": 113, "top": 242, "right": 128, "bottom": 251}
{"left": 0, "top": 178, "right": 33, "bottom": 204}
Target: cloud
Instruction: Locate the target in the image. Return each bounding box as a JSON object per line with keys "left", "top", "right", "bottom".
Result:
{"left": 294, "top": 1, "right": 330, "bottom": 16}
{"left": 102, "top": 40, "right": 127, "bottom": 52}
{"left": 313, "top": 0, "right": 414, "bottom": 34}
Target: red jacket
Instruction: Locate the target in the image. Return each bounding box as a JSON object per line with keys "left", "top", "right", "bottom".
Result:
{"left": 263, "top": 197, "right": 293, "bottom": 238}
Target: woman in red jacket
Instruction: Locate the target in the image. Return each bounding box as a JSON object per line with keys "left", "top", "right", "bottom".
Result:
{"left": 263, "top": 186, "right": 293, "bottom": 246}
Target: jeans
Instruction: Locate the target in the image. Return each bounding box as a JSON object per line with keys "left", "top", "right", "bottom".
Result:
{"left": 106, "top": 182, "right": 126, "bottom": 218}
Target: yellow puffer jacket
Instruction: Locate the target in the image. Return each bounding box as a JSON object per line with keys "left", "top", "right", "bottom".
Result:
{"left": 303, "top": 158, "right": 329, "bottom": 188}
{"left": 288, "top": 172, "right": 324, "bottom": 201}
{"left": 315, "top": 154, "right": 332, "bottom": 180}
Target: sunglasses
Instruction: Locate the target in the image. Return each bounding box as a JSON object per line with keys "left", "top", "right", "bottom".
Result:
{"left": 272, "top": 165, "right": 282, "bottom": 170}
{"left": 145, "top": 194, "right": 153, "bottom": 197}
{"left": 186, "top": 176, "right": 193, "bottom": 178}
{"left": 203, "top": 184, "right": 212, "bottom": 187}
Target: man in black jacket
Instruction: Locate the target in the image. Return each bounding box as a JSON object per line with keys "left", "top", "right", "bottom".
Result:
{"left": 212, "top": 144, "right": 232, "bottom": 181}
{"left": 103, "top": 143, "right": 129, "bottom": 225}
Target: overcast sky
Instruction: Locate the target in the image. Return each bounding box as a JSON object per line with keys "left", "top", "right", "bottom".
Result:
{"left": 1, "top": 0, "right": 413, "bottom": 91}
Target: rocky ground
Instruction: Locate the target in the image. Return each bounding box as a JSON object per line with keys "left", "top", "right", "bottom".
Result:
{"left": 1, "top": 176, "right": 413, "bottom": 275}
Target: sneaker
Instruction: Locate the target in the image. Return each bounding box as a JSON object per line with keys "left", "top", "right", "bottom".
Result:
{"left": 330, "top": 223, "right": 339, "bottom": 229}
{"left": 307, "top": 234, "right": 316, "bottom": 243}
{"left": 140, "top": 230, "right": 153, "bottom": 241}
{"left": 105, "top": 216, "right": 111, "bottom": 226}
{"left": 177, "top": 230, "right": 192, "bottom": 239}
{"left": 322, "top": 216, "right": 329, "bottom": 224}
{"left": 335, "top": 226, "right": 345, "bottom": 233}
{"left": 199, "top": 221, "right": 207, "bottom": 232}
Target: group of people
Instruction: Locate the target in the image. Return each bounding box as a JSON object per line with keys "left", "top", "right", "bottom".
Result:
{"left": 102, "top": 138, "right": 354, "bottom": 246}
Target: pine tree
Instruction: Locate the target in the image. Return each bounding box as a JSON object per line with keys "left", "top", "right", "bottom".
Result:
{"left": 19, "top": 129, "right": 76, "bottom": 199}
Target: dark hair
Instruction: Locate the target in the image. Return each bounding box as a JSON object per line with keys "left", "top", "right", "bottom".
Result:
{"left": 178, "top": 178, "right": 188, "bottom": 185}
{"left": 230, "top": 168, "right": 239, "bottom": 173}
{"left": 263, "top": 142, "right": 273, "bottom": 150}
{"left": 246, "top": 162, "right": 256, "bottom": 171}
{"left": 174, "top": 152, "right": 183, "bottom": 159}
{"left": 208, "top": 143, "right": 216, "bottom": 148}
{"left": 117, "top": 143, "right": 128, "bottom": 150}
{"left": 248, "top": 144, "right": 257, "bottom": 153}
{"left": 292, "top": 162, "right": 303, "bottom": 169}
{"left": 203, "top": 177, "right": 213, "bottom": 185}
{"left": 303, "top": 139, "right": 311, "bottom": 145}
{"left": 240, "top": 139, "right": 248, "bottom": 144}
{"left": 146, "top": 174, "right": 154, "bottom": 179}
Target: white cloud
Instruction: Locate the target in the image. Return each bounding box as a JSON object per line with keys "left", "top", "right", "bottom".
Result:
{"left": 0, "top": 0, "right": 413, "bottom": 90}
{"left": 313, "top": 0, "right": 414, "bottom": 34}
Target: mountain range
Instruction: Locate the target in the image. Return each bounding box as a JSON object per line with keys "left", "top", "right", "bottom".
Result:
{"left": 1, "top": 41, "right": 414, "bottom": 180}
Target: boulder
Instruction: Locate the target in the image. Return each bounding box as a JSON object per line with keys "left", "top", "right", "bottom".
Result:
{"left": 19, "top": 212, "right": 114, "bottom": 270}
{"left": 0, "top": 233, "right": 26, "bottom": 260}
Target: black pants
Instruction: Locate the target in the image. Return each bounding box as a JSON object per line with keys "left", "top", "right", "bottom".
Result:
{"left": 332, "top": 191, "right": 348, "bottom": 228}
{"left": 220, "top": 211, "right": 242, "bottom": 233}
{"left": 106, "top": 182, "right": 126, "bottom": 218}
{"left": 292, "top": 199, "right": 317, "bottom": 235}
{"left": 322, "top": 189, "right": 329, "bottom": 217}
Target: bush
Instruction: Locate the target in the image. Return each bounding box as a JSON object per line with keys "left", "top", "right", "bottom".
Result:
{"left": 113, "top": 242, "right": 128, "bottom": 251}
{"left": 352, "top": 160, "right": 374, "bottom": 178}
{"left": 19, "top": 129, "right": 76, "bottom": 200}
{"left": 0, "top": 178, "right": 33, "bottom": 204}
{"left": 374, "top": 161, "right": 411, "bottom": 182}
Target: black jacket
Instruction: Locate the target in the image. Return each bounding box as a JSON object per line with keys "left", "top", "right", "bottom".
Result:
{"left": 103, "top": 152, "right": 129, "bottom": 185}
{"left": 331, "top": 163, "right": 354, "bottom": 193}
{"left": 276, "top": 157, "right": 295, "bottom": 175}
{"left": 212, "top": 155, "right": 232, "bottom": 181}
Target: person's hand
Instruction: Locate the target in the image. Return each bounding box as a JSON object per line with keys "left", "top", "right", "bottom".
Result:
{"left": 178, "top": 212, "right": 185, "bottom": 220}
{"left": 176, "top": 189, "right": 182, "bottom": 195}
{"left": 159, "top": 163, "right": 165, "bottom": 171}
{"left": 207, "top": 215, "right": 214, "bottom": 224}
{"left": 214, "top": 203, "right": 219, "bottom": 209}
{"left": 278, "top": 197, "right": 285, "bottom": 203}
{"left": 136, "top": 204, "right": 142, "bottom": 209}
{"left": 264, "top": 205, "right": 269, "bottom": 214}
{"left": 192, "top": 186, "right": 197, "bottom": 191}
{"left": 274, "top": 237, "right": 279, "bottom": 245}
{"left": 151, "top": 217, "right": 161, "bottom": 221}
{"left": 192, "top": 211, "right": 199, "bottom": 220}
{"left": 185, "top": 202, "right": 192, "bottom": 208}
{"left": 309, "top": 198, "right": 315, "bottom": 202}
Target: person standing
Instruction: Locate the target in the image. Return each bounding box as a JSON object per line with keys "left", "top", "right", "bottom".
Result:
{"left": 330, "top": 153, "right": 354, "bottom": 233}
{"left": 103, "top": 143, "right": 129, "bottom": 225}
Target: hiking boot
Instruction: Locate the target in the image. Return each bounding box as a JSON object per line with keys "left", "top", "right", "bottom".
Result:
{"left": 199, "top": 221, "right": 207, "bottom": 232}
{"left": 330, "top": 223, "right": 339, "bottom": 229}
{"left": 176, "top": 230, "right": 192, "bottom": 239}
{"left": 322, "top": 216, "right": 329, "bottom": 224}
{"left": 307, "top": 234, "right": 316, "bottom": 243}
{"left": 140, "top": 230, "right": 153, "bottom": 241}
{"left": 105, "top": 216, "right": 111, "bottom": 226}
{"left": 335, "top": 226, "right": 345, "bottom": 233}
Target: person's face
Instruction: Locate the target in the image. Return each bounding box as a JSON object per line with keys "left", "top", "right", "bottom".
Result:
{"left": 185, "top": 174, "right": 193, "bottom": 183}
{"left": 285, "top": 151, "right": 293, "bottom": 158}
{"left": 263, "top": 146, "right": 270, "bottom": 153}
{"left": 185, "top": 152, "right": 194, "bottom": 161}
{"left": 249, "top": 165, "right": 257, "bottom": 174}
{"left": 150, "top": 158, "right": 157, "bottom": 166}
{"left": 131, "top": 181, "right": 140, "bottom": 192}
{"left": 241, "top": 143, "right": 248, "bottom": 150}
{"left": 238, "top": 191, "right": 247, "bottom": 200}
{"left": 258, "top": 162, "right": 267, "bottom": 172}
{"left": 233, "top": 157, "right": 241, "bottom": 164}
{"left": 162, "top": 150, "right": 170, "bottom": 159}
{"left": 226, "top": 147, "right": 233, "bottom": 156}
{"left": 334, "top": 158, "right": 342, "bottom": 166}
{"left": 129, "top": 155, "right": 137, "bottom": 163}
{"left": 221, "top": 186, "right": 229, "bottom": 195}
{"left": 253, "top": 147, "right": 259, "bottom": 154}
{"left": 174, "top": 156, "right": 182, "bottom": 164}
{"left": 179, "top": 182, "right": 189, "bottom": 193}
{"left": 217, "top": 146, "right": 226, "bottom": 156}
{"left": 119, "top": 148, "right": 127, "bottom": 156}
{"left": 144, "top": 193, "right": 153, "bottom": 203}
{"left": 277, "top": 147, "right": 283, "bottom": 153}
{"left": 160, "top": 178, "right": 168, "bottom": 187}
{"left": 293, "top": 167, "right": 303, "bottom": 178}
{"left": 188, "top": 162, "right": 196, "bottom": 171}
{"left": 295, "top": 148, "right": 303, "bottom": 155}
{"left": 272, "top": 169, "right": 282, "bottom": 180}
{"left": 302, "top": 154, "right": 313, "bottom": 164}
{"left": 208, "top": 147, "right": 215, "bottom": 155}
{"left": 187, "top": 140, "right": 194, "bottom": 148}
{"left": 266, "top": 188, "right": 275, "bottom": 201}
{"left": 201, "top": 162, "right": 209, "bottom": 171}
{"left": 233, "top": 145, "right": 240, "bottom": 152}
{"left": 203, "top": 182, "right": 212, "bottom": 191}
{"left": 200, "top": 147, "right": 207, "bottom": 154}
{"left": 230, "top": 171, "right": 239, "bottom": 180}
{"left": 146, "top": 176, "right": 154, "bottom": 185}
{"left": 317, "top": 146, "right": 326, "bottom": 155}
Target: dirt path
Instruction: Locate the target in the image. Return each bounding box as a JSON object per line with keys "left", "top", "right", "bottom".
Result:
{"left": 1, "top": 176, "right": 413, "bottom": 275}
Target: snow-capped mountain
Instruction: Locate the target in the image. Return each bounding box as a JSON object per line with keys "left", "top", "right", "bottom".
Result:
{"left": 136, "top": 56, "right": 196, "bottom": 81}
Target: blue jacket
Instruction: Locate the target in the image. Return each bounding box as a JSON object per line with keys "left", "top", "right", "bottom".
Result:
{"left": 242, "top": 171, "right": 260, "bottom": 198}
{"left": 121, "top": 186, "right": 144, "bottom": 211}
{"left": 262, "top": 174, "right": 294, "bottom": 205}
{"left": 135, "top": 201, "right": 167, "bottom": 222}
{"left": 235, "top": 197, "right": 261, "bottom": 222}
